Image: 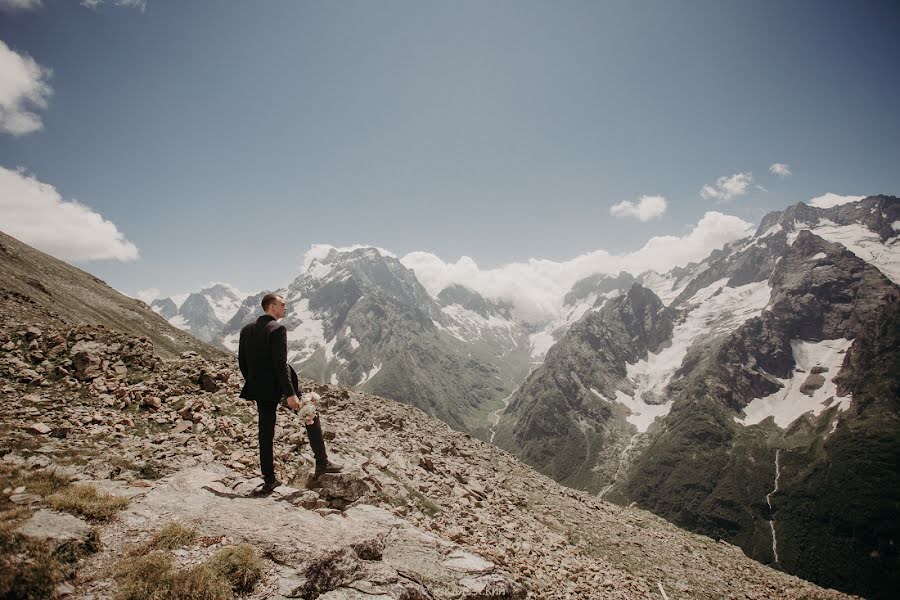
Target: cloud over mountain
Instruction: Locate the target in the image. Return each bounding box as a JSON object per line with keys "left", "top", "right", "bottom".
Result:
{"left": 807, "top": 192, "right": 865, "bottom": 209}
{"left": 398, "top": 211, "right": 752, "bottom": 322}
{"left": 0, "top": 39, "right": 52, "bottom": 136}
{"left": 0, "top": 165, "right": 139, "bottom": 262}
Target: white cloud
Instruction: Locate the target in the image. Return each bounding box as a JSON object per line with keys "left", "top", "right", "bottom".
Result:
{"left": 769, "top": 163, "right": 791, "bottom": 177}
{"left": 0, "top": 0, "right": 42, "bottom": 11}
{"left": 80, "top": 0, "right": 147, "bottom": 11}
{"left": 0, "top": 39, "right": 52, "bottom": 136}
{"left": 700, "top": 172, "right": 754, "bottom": 202}
{"left": 135, "top": 288, "right": 160, "bottom": 304}
{"left": 609, "top": 195, "right": 668, "bottom": 221}
{"left": 398, "top": 211, "right": 753, "bottom": 323}
{"left": 807, "top": 192, "right": 865, "bottom": 209}
{"left": 0, "top": 165, "right": 139, "bottom": 262}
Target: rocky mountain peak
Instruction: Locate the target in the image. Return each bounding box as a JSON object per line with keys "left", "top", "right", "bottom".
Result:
{"left": 150, "top": 297, "right": 178, "bottom": 319}
{"left": 564, "top": 271, "right": 636, "bottom": 307}
{"left": 437, "top": 284, "right": 513, "bottom": 319}
{"left": 198, "top": 283, "right": 241, "bottom": 301}
{"left": 755, "top": 201, "right": 824, "bottom": 237}
{"left": 755, "top": 195, "right": 899, "bottom": 242}
{"left": 767, "top": 230, "right": 897, "bottom": 341}
{"left": 613, "top": 284, "right": 674, "bottom": 353}
{"left": 294, "top": 247, "right": 438, "bottom": 319}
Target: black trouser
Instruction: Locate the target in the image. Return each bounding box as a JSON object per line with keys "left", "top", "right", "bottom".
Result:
{"left": 256, "top": 400, "right": 328, "bottom": 481}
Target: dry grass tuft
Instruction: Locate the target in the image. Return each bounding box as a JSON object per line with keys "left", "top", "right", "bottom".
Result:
{"left": 150, "top": 522, "right": 198, "bottom": 550}
{"left": 208, "top": 543, "right": 263, "bottom": 593}
{"left": 48, "top": 484, "right": 129, "bottom": 522}
{"left": 114, "top": 543, "right": 263, "bottom": 599}
{"left": 127, "top": 521, "right": 198, "bottom": 556}
{"left": 0, "top": 521, "right": 65, "bottom": 599}
{"left": 170, "top": 564, "right": 233, "bottom": 599}
{"left": 12, "top": 468, "right": 72, "bottom": 497}
{"left": 113, "top": 551, "right": 176, "bottom": 600}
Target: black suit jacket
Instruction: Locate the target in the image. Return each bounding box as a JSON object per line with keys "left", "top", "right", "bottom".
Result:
{"left": 238, "top": 314, "right": 299, "bottom": 403}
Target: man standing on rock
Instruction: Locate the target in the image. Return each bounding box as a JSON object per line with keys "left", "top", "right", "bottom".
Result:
{"left": 238, "top": 292, "right": 342, "bottom": 492}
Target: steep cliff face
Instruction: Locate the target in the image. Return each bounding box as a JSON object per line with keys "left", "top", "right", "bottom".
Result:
{"left": 494, "top": 284, "right": 674, "bottom": 491}
{"left": 615, "top": 235, "right": 898, "bottom": 598}
{"left": 495, "top": 196, "right": 900, "bottom": 599}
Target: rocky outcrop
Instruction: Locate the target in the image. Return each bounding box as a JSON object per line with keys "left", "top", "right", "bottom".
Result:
{"left": 112, "top": 465, "right": 524, "bottom": 599}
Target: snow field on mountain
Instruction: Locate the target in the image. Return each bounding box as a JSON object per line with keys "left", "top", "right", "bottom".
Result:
{"left": 528, "top": 290, "right": 619, "bottom": 359}
{"left": 205, "top": 295, "right": 242, "bottom": 323}
{"left": 285, "top": 298, "right": 327, "bottom": 362}
{"left": 346, "top": 325, "right": 361, "bottom": 350}
{"left": 440, "top": 304, "right": 518, "bottom": 337}
{"left": 737, "top": 338, "right": 853, "bottom": 428}
{"left": 358, "top": 362, "right": 383, "bottom": 386}
{"left": 614, "top": 279, "right": 772, "bottom": 433}
{"left": 168, "top": 314, "right": 188, "bottom": 330}
{"left": 640, "top": 270, "right": 695, "bottom": 306}
{"left": 788, "top": 219, "right": 900, "bottom": 283}
{"left": 222, "top": 331, "right": 239, "bottom": 353}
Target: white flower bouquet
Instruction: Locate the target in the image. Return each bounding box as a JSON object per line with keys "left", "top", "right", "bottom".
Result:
{"left": 297, "top": 392, "right": 319, "bottom": 425}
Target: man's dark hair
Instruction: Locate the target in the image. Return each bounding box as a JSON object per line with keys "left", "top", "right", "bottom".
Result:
{"left": 261, "top": 293, "right": 282, "bottom": 312}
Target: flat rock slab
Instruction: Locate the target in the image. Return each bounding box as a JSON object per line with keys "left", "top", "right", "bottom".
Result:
{"left": 122, "top": 465, "right": 524, "bottom": 599}
{"left": 17, "top": 509, "right": 91, "bottom": 545}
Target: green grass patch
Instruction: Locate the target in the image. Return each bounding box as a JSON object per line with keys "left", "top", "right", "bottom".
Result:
{"left": 47, "top": 484, "right": 129, "bottom": 522}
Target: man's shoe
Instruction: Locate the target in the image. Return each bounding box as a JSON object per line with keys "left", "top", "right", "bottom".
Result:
{"left": 261, "top": 478, "right": 282, "bottom": 493}
{"left": 314, "top": 461, "right": 343, "bottom": 476}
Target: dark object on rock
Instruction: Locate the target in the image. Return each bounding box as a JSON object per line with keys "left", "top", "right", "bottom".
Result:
{"left": 800, "top": 373, "right": 826, "bottom": 396}
{"left": 198, "top": 370, "right": 219, "bottom": 393}
{"left": 315, "top": 461, "right": 344, "bottom": 476}
{"left": 260, "top": 478, "right": 282, "bottom": 494}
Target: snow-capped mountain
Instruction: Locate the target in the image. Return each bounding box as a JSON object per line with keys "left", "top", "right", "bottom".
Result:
{"left": 492, "top": 195, "right": 899, "bottom": 598}
{"left": 219, "top": 247, "right": 533, "bottom": 436}
{"left": 150, "top": 283, "right": 244, "bottom": 343}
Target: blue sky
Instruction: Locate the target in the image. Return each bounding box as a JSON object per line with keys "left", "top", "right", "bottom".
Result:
{"left": 1, "top": 0, "right": 898, "bottom": 302}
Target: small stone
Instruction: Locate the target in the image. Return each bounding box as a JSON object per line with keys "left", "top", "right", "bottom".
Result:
{"left": 10, "top": 493, "right": 42, "bottom": 504}
{"left": 26, "top": 422, "right": 52, "bottom": 435}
